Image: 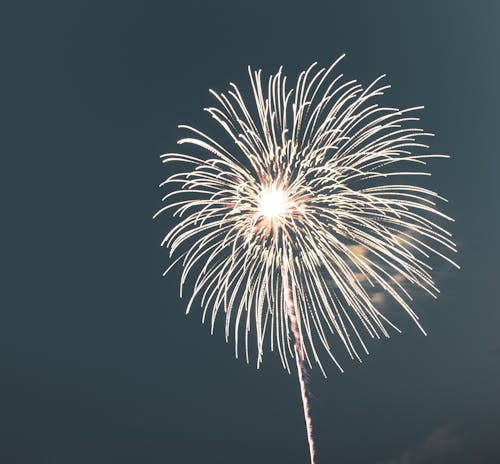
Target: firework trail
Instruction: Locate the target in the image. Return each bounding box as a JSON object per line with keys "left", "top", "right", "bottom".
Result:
{"left": 156, "top": 56, "right": 458, "bottom": 463}
{"left": 282, "top": 260, "right": 316, "bottom": 463}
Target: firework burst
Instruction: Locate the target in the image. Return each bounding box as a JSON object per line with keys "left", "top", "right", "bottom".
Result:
{"left": 156, "top": 56, "right": 458, "bottom": 463}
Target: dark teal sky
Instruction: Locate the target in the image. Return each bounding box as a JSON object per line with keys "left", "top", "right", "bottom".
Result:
{"left": 1, "top": 1, "right": 499, "bottom": 463}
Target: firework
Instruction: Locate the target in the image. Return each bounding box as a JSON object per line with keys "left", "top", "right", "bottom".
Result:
{"left": 156, "top": 56, "right": 458, "bottom": 463}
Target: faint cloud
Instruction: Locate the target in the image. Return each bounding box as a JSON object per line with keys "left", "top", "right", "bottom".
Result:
{"left": 381, "top": 426, "right": 462, "bottom": 464}
{"left": 371, "top": 291, "right": 386, "bottom": 305}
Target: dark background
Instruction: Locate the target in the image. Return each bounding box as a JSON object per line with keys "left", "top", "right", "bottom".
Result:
{"left": 1, "top": 1, "right": 499, "bottom": 463}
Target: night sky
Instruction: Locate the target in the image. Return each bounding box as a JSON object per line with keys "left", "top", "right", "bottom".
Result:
{"left": 2, "top": 1, "right": 500, "bottom": 463}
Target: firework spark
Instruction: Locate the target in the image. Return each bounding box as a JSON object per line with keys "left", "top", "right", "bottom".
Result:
{"left": 156, "top": 56, "right": 458, "bottom": 463}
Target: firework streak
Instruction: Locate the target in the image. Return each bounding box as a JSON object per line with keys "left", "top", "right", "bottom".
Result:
{"left": 282, "top": 260, "right": 316, "bottom": 463}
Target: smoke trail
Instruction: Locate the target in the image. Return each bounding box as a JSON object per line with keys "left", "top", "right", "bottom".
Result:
{"left": 281, "top": 262, "right": 316, "bottom": 464}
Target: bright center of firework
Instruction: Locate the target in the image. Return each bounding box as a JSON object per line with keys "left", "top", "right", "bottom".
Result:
{"left": 259, "top": 187, "right": 287, "bottom": 219}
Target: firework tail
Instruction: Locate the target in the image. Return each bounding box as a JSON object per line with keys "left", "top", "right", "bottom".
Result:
{"left": 281, "top": 262, "right": 316, "bottom": 464}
